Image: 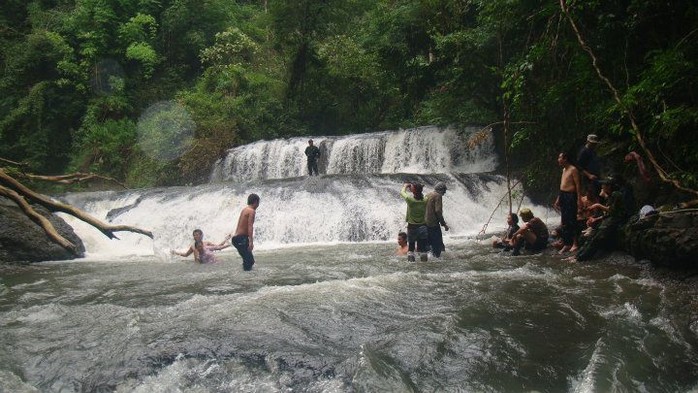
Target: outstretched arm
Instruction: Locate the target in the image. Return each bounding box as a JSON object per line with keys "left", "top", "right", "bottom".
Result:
{"left": 171, "top": 246, "right": 194, "bottom": 257}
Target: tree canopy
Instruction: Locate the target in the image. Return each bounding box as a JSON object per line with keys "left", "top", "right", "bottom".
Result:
{"left": 1, "top": 0, "right": 696, "bottom": 196}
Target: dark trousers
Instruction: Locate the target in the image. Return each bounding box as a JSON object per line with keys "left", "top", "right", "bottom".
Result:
{"left": 231, "top": 235, "right": 255, "bottom": 271}
{"left": 559, "top": 191, "right": 578, "bottom": 246}
{"left": 427, "top": 225, "right": 445, "bottom": 257}
{"left": 407, "top": 224, "right": 430, "bottom": 253}
{"left": 307, "top": 160, "right": 319, "bottom": 176}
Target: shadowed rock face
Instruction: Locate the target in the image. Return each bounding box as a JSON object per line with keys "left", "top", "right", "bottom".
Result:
{"left": 624, "top": 211, "right": 698, "bottom": 268}
{"left": 0, "top": 203, "right": 85, "bottom": 263}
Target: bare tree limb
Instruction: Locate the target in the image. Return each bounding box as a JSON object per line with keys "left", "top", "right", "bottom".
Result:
{"left": 559, "top": 0, "right": 698, "bottom": 198}
{"left": 22, "top": 172, "right": 128, "bottom": 189}
{"left": 0, "top": 185, "right": 78, "bottom": 253}
{"left": 0, "top": 169, "right": 153, "bottom": 240}
{"left": 478, "top": 179, "right": 523, "bottom": 238}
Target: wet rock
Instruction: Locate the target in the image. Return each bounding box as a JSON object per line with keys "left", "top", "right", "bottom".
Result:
{"left": 624, "top": 211, "right": 698, "bottom": 269}
{"left": 0, "top": 201, "right": 85, "bottom": 263}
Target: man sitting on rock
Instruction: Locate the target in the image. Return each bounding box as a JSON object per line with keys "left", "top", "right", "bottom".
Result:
{"left": 511, "top": 208, "right": 549, "bottom": 256}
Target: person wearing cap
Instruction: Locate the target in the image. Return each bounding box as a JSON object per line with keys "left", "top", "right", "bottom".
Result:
{"left": 575, "top": 178, "right": 628, "bottom": 261}
{"left": 304, "top": 139, "right": 321, "bottom": 176}
{"left": 577, "top": 134, "right": 602, "bottom": 197}
{"left": 425, "top": 182, "right": 450, "bottom": 258}
{"left": 510, "top": 208, "right": 549, "bottom": 256}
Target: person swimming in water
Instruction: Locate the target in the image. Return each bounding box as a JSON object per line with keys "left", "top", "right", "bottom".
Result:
{"left": 395, "top": 231, "right": 408, "bottom": 256}
{"left": 172, "top": 229, "right": 230, "bottom": 263}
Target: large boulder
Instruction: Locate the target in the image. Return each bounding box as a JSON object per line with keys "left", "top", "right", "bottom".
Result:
{"left": 624, "top": 211, "right": 698, "bottom": 268}
{"left": 0, "top": 201, "right": 85, "bottom": 263}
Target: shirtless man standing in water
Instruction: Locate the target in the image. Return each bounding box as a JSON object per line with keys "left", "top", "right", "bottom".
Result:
{"left": 231, "top": 193, "right": 260, "bottom": 271}
{"left": 553, "top": 152, "right": 582, "bottom": 253}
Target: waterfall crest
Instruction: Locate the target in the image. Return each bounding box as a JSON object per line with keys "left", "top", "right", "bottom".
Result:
{"left": 209, "top": 126, "right": 497, "bottom": 182}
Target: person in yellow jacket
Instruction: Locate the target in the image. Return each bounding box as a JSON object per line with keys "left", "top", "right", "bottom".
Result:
{"left": 400, "top": 183, "right": 430, "bottom": 262}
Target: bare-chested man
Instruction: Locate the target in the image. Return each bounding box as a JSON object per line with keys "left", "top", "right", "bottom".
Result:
{"left": 553, "top": 152, "right": 582, "bottom": 253}
{"left": 395, "top": 231, "right": 408, "bottom": 256}
{"left": 231, "top": 193, "right": 260, "bottom": 271}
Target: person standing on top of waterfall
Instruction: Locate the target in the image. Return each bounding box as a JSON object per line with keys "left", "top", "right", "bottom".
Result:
{"left": 553, "top": 152, "right": 582, "bottom": 254}
{"left": 400, "top": 183, "right": 430, "bottom": 262}
{"left": 304, "top": 139, "right": 321, "bottom": 176}
{"left": 425, "top": 182, "right": 449, "bottom": 258}
{"left": 231, "top": 193, "right": 260, "bottom": 271}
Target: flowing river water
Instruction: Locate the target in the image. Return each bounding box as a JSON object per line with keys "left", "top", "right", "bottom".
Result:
{"left": 1, "top": 127, "right": 697, "bottom": 392}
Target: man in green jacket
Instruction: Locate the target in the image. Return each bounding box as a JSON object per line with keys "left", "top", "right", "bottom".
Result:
{"left": 400, "top": 183, "right": 430, "bottom": 262}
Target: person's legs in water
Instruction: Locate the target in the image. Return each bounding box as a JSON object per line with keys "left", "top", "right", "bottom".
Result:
{"left": 406, "top": 224, "right": 418, "bottom": 261}
{"left": 417, "top": 225, "right": 430, "bottom": 261}
{"left": 231, "top": 235, "right": 255, "bottom": 270}
{"left": 427, "top": 225, "right": 444, "bottom": 258}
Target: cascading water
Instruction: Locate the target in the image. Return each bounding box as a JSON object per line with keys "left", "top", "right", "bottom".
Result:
{"left": 58, "top": 126, "right": 525, "bottom": 259}
{"left": 209, "top": 126, "right": 498, "bottom": 182}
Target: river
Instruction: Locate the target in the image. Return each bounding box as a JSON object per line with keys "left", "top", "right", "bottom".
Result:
{"left": 1, "top": 127, "right": 697, "bottom": 392}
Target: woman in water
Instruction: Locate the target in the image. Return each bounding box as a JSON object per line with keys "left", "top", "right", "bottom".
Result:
{"left": 172, "top": 229, "right": 230, "bottom": 263}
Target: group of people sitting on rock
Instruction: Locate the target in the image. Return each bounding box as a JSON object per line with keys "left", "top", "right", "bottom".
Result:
{"left": 492, "top": 134, "right": 658, "bottom": 261}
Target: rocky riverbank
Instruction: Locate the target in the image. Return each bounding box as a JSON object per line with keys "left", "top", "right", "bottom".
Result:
{"left": 0, "top": 202, "right": 85, "bottom": 263}
{"left": 624, "top": 210, "right": 698, "bottom": 269}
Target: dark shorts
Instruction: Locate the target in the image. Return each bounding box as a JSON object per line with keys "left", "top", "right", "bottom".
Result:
{"left": 525, "top": 236, "right": 548, "bottom": 252}
{"left": 231, "top": 235, "right": 255, "bottom": 271}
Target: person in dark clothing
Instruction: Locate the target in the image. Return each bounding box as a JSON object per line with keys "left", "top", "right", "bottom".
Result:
{"left": 575, "top": 178, "right": 629, "bottom": 261}
{"left": 511, "top": 208, "right": 549, "bottom": 256}
{"left": 425, "top": 182, "right": 449, "bottom": 258}
{"left": 553, "top": 152, "right": 582, "bottom": 254}
{"left": 232, "top": 193, "right": 260, "bottom": 271}
{"left": 577, "top": 134, "right": 602, "bottom": 197}
{"left": 304, "top": 139, "right": 321, "bottom": 176}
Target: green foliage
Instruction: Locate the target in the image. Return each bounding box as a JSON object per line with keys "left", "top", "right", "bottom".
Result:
{"left": 71, "top": 118, "right": 137, "bottom": 178}
{"left": 0, "top": 0, "right": 696, "bottom": 194}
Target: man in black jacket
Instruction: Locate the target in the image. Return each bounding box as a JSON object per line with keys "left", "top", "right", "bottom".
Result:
{"left": 304, "top": 139, "right": 321, "bottom": 176}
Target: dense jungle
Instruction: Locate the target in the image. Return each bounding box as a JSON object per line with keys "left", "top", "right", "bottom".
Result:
{"left": 1, "top": 0, "right": 697, "bottom": 201}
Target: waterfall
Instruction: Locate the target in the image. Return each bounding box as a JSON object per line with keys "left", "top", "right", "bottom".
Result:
{"left": 209, "top": 126, "right": 497, "bottom": 182}
{"left": 57, "top": 126, "right": 540, "bottom": 259}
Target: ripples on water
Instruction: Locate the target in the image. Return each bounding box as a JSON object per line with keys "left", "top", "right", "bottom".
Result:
{"left": 1, "top": 240, "right": 697, "bottom": 392}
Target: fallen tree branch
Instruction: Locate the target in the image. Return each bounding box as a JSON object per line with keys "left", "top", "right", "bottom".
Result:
{"left": 0, "top": 168, "right": 153, "bottom": 240}
{"left": 22, "top": 172, "right": 128, "bottom": 189}
{"left": 0, "top": 184, "right": 78, "bottom": 253}
{"left": 559, "top": 0, "right": 698, "bottom": 199}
